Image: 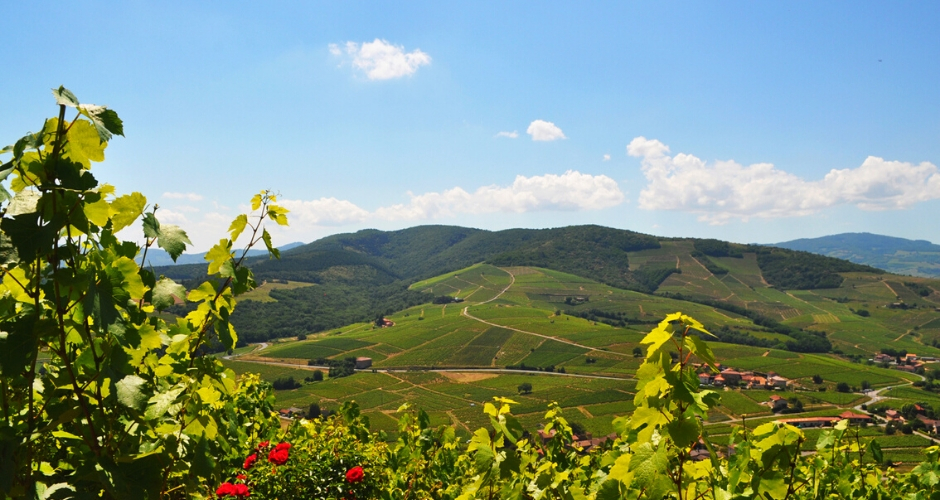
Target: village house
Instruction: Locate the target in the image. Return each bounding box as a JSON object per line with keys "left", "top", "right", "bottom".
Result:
{"left": 885, "top": 409, "right": 904, "bottom": 422}
{"left": 768, "top": 375, "right": 789, "bottom": 389}
{"left": 720, "top": 369, "right": 743, "bottom": 385}
{"left": 713, "top": 375, "right": 726, "bottom": 387}
{"left": 873, "top": 353, "right": 894, "bottom": 364}
{"left": 839, "top": 411, "right": 873, "bottom": 425}
{"left": 916, "top": 415, "right": 940, "bottom": 434}
{"left": 355, "top": 357, "right": 373, "bottom": 369}
{"left": 768, "top": 395, "right": 788, "bottom": 412}
{"left": 698, "top": 372, "right": 713, "bottom": 386}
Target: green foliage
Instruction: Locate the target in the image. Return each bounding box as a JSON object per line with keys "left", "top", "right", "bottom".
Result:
{"left": 693, "top": 238, "right": 743, "bottom": 258}
{"left": 0, "top": 88, "right": 286, "bottom": 498}
{"left": 752, "top": 245, "right": 882, "bottom": 289}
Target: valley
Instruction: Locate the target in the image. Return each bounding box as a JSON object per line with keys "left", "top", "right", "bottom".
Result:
{"left": 206, "top": 228, "right": 940, "bottom": 464}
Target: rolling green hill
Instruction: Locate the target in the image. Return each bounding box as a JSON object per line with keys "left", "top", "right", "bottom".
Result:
{"left": 158, "top": 225, "right": 894, "bottom": 344}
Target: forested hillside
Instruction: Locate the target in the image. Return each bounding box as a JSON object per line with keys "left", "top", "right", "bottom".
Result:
{"left": 154, "top": 225, "right": 921, "bottom": 346}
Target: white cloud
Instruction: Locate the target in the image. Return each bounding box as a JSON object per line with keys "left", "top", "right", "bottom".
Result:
{"left": 330, "top": 39, "right": 431, "bottom": 80}
{"left": 163, "top": 192, "right": 203, "bottom": 201}
{"left": 603, "top": 154, "right": 611, "bottom": 161}
{"left": 278, "top": 197, "right": 371, "bottom": 226}
{"left": 526, "top": 120, "right": 566, "bottom": 142}
{"left": 496, "top": 131, "right": 519, "bottom": 139}
{"left": 628, "top": 136, "right": 940, "bottom": 224}
{"left": 375, "top": 171, "right": 623, "bottom": 220}
{"left": 275, "top": 171, "right": 622, "bottom": 226}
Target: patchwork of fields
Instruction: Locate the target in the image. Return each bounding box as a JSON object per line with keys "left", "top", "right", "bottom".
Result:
{"left": 228, "top": 254, "right": 940, "bottom": 460}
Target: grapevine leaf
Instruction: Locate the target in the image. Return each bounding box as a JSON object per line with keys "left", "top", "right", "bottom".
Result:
{"left": 868, "top": 439, "right": 883, "bottom": 465}
{"left": 250, "top": 193, "right": 262, "bottom": 211}
{"left": 144, "top": 387, "right": 185, "bottom": 420}
{"left": 141, "top": 213, "right": 159, "bottom": 239}
{"left": 116, "top": 375, "right": 148, "bottom": 410}
{"left": 152, "top": 278, "right": 185, "bottom": 311}
{"left": 261, "top": 229, "right": 279, "bottom": 259}
{"left": 187, "top": 282, "right": 216, "bottom": 303}
{"left": 156, "top": 224, "right": 191, "bottom": 262}
{"left": 665, "top": 417, "right": 700, "bottom": 449}
{"left": 6, "top": 190, "right": 40, "bottom": 216}
{"left": 110, "top": 192, "right": 147, "bottom": 232}
{"left": 191, "top": 437, "right": 215, "bottom": 479}
{"left": 204, "top": 239, "right": 233, "bottom": 275}
{"left": 228, "top": 214, "right": 248, "bottom": 242}
{"left": 111, "top": 256, "right": 147, "bottom": 301}
{"left": 0, "top": 316, "right": 38, "bottom": 376}
{"left": 52, "top": 86, "right": 80, "bottom": 108}
{"left": 79, "top": 104, "right": 124, "bottom": 142}
{"left": 63, "top": 119, "right": 106, "bottom": 167}
{"left": 684, "top": 333, "right": 718, "bottom": 369}
{"left": 216, "top": 306, "right": 237, "bottom": 350}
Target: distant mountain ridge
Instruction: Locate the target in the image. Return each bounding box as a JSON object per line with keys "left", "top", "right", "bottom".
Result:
{"left": 138, "top": 241, "right": 305, "bottom": 267}
{"left": 775, "top": 232, "right": 940, "bottom": 278}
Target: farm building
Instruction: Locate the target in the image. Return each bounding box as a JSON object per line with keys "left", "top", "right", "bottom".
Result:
{"left": 355, "top": 357, "right": 373, "bottom": 369}
{"left": 838, "top": 411, "right": 873, "bottom": 425}
{"left": 768, "top": 395, "right": 788, "bottom": 412}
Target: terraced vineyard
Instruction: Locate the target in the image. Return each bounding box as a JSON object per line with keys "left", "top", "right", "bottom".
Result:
{"left": 228, "top": 253, "right": 940, "bottom": 450}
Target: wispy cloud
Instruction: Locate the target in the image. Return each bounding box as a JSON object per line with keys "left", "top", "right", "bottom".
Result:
{"left": 163, "top": 192, "right": 203, "bottom": 201}
{"left": 526, "top": 120, "right": 566, "bottom": 142}
{"left": 329, "top": 39, "right": 431, "bottom": 80}
{"left": 603, "top": 154, "right": 611, "bottom": 161}
{"left": 496, "top": 131, "right": 519, "bottom": 139}
{"left": 628, "top": 136, "right": 940, "bottom": 224}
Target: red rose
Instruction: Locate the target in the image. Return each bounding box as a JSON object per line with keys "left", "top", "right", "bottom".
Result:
{"left": 257, "top": 441, "right": 269, "bottom": 449}
{"left": 243, "top": 453, "right": 258, "bottom": 470}
{"left": 274, "top": 442, "right": 291, "bottom": 451}
{"left": 236, "top": 474, "right": 246, "bottom": 481}
{"left": 233, "top": 483, "right": 250, "bottom": 497}
{"left": 216, "top": 482, "right": 236, "bottom": 497}
{"left": 267, "top": 447, "right": 289, "bottom": 465}
{"left": 345, "top": 466, "right": 364, "bottom": 483}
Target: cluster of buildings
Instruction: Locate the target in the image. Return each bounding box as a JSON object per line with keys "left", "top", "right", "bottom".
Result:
{"left": 883, "top": 405, "right": 940, "bottom": 434}
{"left": 696, "top": 366, "right": 792, "bottom": 390}
{"left": 536, "top": 428, "right": 618, "bottom": 453}
{"left": 871, "top": 352, "right": 931, "bottom": 373}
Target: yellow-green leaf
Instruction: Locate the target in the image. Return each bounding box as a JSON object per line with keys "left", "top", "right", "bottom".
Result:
{"left": 83, "top": 198, "right": 110, "bottom": 226}
{"left": 204, "top": 239, "right": 233, "bottom": 275}
{"left": 110, "top": 192, "right": 147, "bottom": 232}
{"left": 228, "top": 214, "right": 248, "bottom": 242}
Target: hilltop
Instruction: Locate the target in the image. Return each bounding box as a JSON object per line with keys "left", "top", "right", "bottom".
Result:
{"left": 776, "top": 232, "right": 940, "bottom": 278}
{"left": 158, "top": 225, "right": 898, "bottom": 344}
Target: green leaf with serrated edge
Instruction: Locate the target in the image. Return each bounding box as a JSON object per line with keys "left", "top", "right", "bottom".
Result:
{"left": 136, "top": 322, "right": 162, "bottom": 350}
{"left": 52, "top": 86, "right": 80, "bottom": 107}
{"left": 666, "top": 416, "right": 700, "bottom": 449}
{"left": 63, "top": 119, "right": 106, "bottom": 167}
{"left": 261, "top": 228, "right": 280, "bottom": 259}
{"left": 684, "top": 333, "right": 718, "bottom": 369}
{"left": 7, "top": 190, "right": 40, "bottom": 216}
{"left": 204, "top": 239, "right": 232, "bottom": 275}
{"left": 144, "top": 386, "right": 185, "bottom": 420}
{"left": 868, "top": 439, "right": 883, "bottom": 465}
{"left": 83, "top": 198, "right": 110, "bottom": 227}
{"left": 151, "top": 278, "right": 185, "bottom": 311}
{"left": 141, "top": 212, "right": 159, "bottom": 238}
{"left": 109, "top": 192, "right": 146, "bottom": 232}
{"left": 250, "top": 193, "right": 262, "bottom": 211}
{"left": 187, "top": 281, "right": 216, "bottom": 302}
{"left": 79, "top": 104, "right": 124, "bottom": 142}
{"left": 111, "top": 256, "right": 147, "bottom": 301}
{"left": 156, "top": 224, "right": 191, "bottom": 262}
{"left": 217, "top": 306, "right": 236, "bottom": 349}
{"left": 228, "top": 214, "right": 248, "bottom": 242}
{"left": 116, "top": 375, "right": 147, "bottom": 410}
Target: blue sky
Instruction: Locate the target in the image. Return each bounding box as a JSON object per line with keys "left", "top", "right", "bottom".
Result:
{"left": 3, "top": 2, "right": 939, "bottom": 251}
